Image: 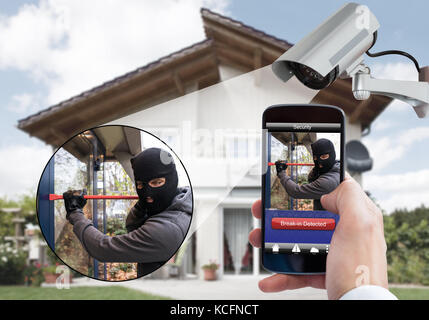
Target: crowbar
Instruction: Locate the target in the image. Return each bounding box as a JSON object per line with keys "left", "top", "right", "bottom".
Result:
{"left": 268, "top": 162, "right": 314, "bottom": 166}
{"left": 49, "top": 194, "right": 139, "bottom": 201}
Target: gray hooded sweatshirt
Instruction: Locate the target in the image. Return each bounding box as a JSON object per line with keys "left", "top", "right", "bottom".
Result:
{"left": 277, "top": 162, "right": 340, "bottom": 210}
{"left": 68, "top": 187, "right": 192, "bottom": 275}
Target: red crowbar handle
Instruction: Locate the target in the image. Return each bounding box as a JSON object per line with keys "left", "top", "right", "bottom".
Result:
{"left": 268, "top": 162, "right": 314, "bottom": 166}
{"left": 49, "top": 194, "right": 139, "bottom": 201}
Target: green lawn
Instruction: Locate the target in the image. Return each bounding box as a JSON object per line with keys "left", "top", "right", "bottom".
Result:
{"left": 390, "top": 287, "right": 429, "bottom": 300}
{"left": 1, "top": 285, "right": 427, "bottom": 300}
{"left": 0, "top": 286, "right": 171, "bottom": 300}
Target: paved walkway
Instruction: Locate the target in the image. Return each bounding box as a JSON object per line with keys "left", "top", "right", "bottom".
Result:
{"left": 57, "top": 276, "right": 429, "bottom": 300}
{"left": 70, "top": 275, "right": 328, "bottom": 300}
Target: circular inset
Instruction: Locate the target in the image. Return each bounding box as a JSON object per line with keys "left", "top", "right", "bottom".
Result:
{"left": 36, "top": 125, "right": 193, "bottom": 281}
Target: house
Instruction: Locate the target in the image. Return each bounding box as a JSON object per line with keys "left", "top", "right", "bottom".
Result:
{"left": 19, "top": 9, "right": 392, "bottom": 279}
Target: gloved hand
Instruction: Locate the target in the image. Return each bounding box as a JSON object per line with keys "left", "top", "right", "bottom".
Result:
{"left": 63, "top": 189, "right": 87, "bottom": 220}
{"left": 125, "top": 201, "right": 149, "bottom": 232}
{"left": 275, "top": 160, "right": 288, "bottom": 175}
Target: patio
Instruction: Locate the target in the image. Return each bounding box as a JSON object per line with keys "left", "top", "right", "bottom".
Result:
{"left": 69, "top": 275, "right": 328, "bottom": 300}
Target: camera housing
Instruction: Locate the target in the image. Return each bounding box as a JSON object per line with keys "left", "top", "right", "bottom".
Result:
{"left": 272, "top": 3, "right": 379, "bottom": 89}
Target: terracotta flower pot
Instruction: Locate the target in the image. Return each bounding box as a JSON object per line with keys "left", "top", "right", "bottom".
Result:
{"left": 43, "top": 273, "right": 73, "bottom": 284}
{"left": 203, "top": 269, "right": 217, "bottom": 281}
{"left": 43, "top": 273, "right": 58, "bottom": 284}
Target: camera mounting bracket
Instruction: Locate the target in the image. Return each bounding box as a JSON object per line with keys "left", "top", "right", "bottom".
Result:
{"left": 350, "top": 63, "right": 429, "bottom": 118}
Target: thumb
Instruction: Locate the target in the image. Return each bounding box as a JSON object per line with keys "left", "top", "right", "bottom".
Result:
{"left": 320, "top": 188, "right": 339, "bottom": 215}
{"left": 320, "top": 174, "right": 355, "bottom": 216}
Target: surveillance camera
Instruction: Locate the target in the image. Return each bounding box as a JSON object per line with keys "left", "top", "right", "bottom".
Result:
{"left": 272, "top": 3, "right": 379, "bottom": 89}
{"left": 272, "top": 2, "right": 429, "bottom": 118}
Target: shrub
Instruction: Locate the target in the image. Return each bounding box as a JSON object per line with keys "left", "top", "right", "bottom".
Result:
{"left": 384, "top": 206, "right": 429, "bottom": 285}
{"left": 0, "top": 242, "right": 27, "bottom": 285}
{"left": 23, "top": 262, "right": 45, "bottom": 287}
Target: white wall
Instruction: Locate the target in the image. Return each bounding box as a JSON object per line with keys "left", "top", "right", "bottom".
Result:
{"left": 195, "top": 198, "right": 223, "bottom": 279}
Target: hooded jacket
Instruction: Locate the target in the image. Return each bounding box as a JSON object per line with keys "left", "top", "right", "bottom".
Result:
{"left": 68, "top": 186, "right": 192, "bottom": 277}
{"left": 277, "top": 161, "right": 340, "bottom": 210}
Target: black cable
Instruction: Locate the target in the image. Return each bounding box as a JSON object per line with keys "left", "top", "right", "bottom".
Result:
{"left": 366, "top": 31, "right": 420, "bottom": 73}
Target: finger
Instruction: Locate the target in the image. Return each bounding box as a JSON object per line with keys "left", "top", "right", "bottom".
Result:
{"left": 320, "top": 187, "right": 340, "bottom": 214}
{"left": 320, "top": 170, "right": 355, "bottom": 213}
{"left": 258, "top": 274, "right": 326, "bottom": 292}
{"left": 321, "top": 177, "right": 362, "bottom": 216}
{"left": 248, "top": 228, "right": 261, "bottom": 248}
{"left": 251, "top": 199, "right": 262, "bottom": 219}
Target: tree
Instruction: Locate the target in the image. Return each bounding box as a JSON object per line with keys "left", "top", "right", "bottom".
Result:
{"left": 384, "top": 205, "right": 429, "bottom": 285}
{"left": 0, "top": 193, "right": 37, "bottom": 239}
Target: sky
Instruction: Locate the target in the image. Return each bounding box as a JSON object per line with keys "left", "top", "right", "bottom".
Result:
{"left": 0, "top": 0, "right": 428, "bottom": 213}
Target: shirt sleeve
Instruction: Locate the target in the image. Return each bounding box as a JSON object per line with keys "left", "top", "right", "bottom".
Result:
{"left": 340, "top": 285, "right": 398, "bottom": 300}
{"left": 277, "top": 171, "right": 338, "bottom": 199}
{"left": 69, "top": 210, "right": 185, "bottom": 263}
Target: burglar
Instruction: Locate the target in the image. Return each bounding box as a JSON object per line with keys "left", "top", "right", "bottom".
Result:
{"left": 63, "top": 147, "right": 192, "bottom": 278}
{"left": 275, "top": 138, "right": 340, "bottom": 210}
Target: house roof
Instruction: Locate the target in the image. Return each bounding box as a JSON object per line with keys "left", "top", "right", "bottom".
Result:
{"left": 17, "top": 8, "right": 391, "bottom": 148}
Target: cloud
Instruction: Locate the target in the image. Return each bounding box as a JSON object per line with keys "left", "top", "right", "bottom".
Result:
{"left": 0, "top": 143, "right": 53, "bottom": 198}
{"left": 0, "top": 0, "right": 230, "bottom": 106}
{"left": 364, "top": 169, "right": 429, "bottom": 213}
{"left": 364, "top": 126, "right": 429, "bottom": 172}
{"left": 372, "top": 119, "right": 397, "bottom": 131}
{"left": 361, "top": 61, "right": 429, "bottom": 213}
{"left": 0, "top": 0, "right": 230, "bottom": 198}
{"left": 7, "top": 93, "right": 44, "bottom": 114}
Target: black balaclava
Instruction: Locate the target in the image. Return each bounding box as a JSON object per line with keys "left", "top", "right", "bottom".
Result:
{"left": 311, "top": 138, "right": 336, "bottom": 174}
{"left": 131, "top": 147, "right": 178, "bottom": 215}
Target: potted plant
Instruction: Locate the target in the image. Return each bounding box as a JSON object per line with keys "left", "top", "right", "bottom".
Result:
{"left": 43, "top": 264, "right": 73, "bottom": 284}
{"left": 201, "top": 260, "right": 219, "bottom": 281}
{"left": 43, "top": 265, "right": 59, "bottom": 284}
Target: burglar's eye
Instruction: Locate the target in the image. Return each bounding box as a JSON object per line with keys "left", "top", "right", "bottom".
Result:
{"left": 136, "top": 181, "right": 144, "bottom": 189}
{"left": 148, "top": 177, "right": 166, "bottom": 188}
{"left": 320, "top": 154, "right": 329, "bottom": 160}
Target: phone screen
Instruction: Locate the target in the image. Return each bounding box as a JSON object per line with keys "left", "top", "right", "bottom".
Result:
{"left": 262, "top": 105, "right": 344, "bottom": 274}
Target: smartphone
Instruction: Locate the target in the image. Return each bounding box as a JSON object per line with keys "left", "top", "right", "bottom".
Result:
{"left": 262, "top": 104, "right": 345, "bottom": 274}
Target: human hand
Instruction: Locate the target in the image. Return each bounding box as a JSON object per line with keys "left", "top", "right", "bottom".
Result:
{"left": 63, "top": 189, "right": 87, "bottom": 220}
{"left": 249, "top": 174, "right": 388, "bottom": 299}
{"left": 249, "top": 200, "right": 325, "bottom": 292}
{"left": 275, "top": 160, "right": 288, "bottom": 175}
{"left": 125, "top": 201, "right": 148, "bottom": 232}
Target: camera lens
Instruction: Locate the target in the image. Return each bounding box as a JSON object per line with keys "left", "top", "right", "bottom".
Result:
{"left": 287, "top": 62, "right": 338, "bottom": 90}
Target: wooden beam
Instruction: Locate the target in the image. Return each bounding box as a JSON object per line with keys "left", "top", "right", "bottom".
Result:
{"left": 204, "top": 22, "right": 285, "bottom": 58}
{"left": 173, "top": 71, "right": 185, "bottom": 96}
{"left": 253, "top": 47, "right": 263, "bottom": 70}
{"left": 202, "top": 12, "right": 291, "bottom": 52}
{"left": 311, "top": 90, "right": 357, "bottom": 115}
{"left": 349, "top": 98, "right": 373, "bottom": 123}
{"left": 215, "top": 44, "right": 256, "bottom": 70}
